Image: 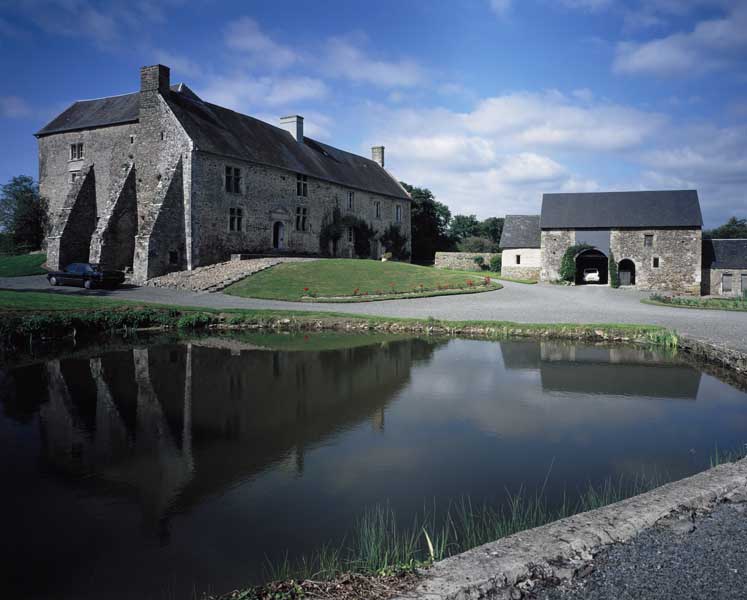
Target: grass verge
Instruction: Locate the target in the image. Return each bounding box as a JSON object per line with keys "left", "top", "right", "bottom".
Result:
{"left": 0, "top": 290, "right": 678, "bottom": 353}
{"left": 0, "top": 253, "right": 47, "bottom": 277}
{"left": 643, "top": 293, "right": 747, "bottom": 312}
{"left": 224, "top": 259, "right": 500, "bottom": 301}
{"left": 493, "top": 275, "right": 539, "bottom": 284}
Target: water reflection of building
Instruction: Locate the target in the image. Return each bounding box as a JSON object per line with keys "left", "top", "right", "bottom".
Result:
{"left": 21, "top": 337, "right": 437, "bottom": 537}
{"left": 501, "top": 341, "right": 701, "bottom": 398}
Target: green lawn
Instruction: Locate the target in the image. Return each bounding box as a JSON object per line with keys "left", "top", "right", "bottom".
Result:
{"left": 643, "top": 294, "right": 747, "bottom": 312}
{"left": 224, "top": 259, "right": 500, "bottom": 301}
{"left": 0, "top": 253, "right": 47, "bottom": 277}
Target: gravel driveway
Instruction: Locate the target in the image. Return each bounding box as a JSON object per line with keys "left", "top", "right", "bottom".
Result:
{"left": 3, "top": 275, "right": 747, "bottom": 352}
{"left": 538, "top": 501, "right": 747, "bottom": 600}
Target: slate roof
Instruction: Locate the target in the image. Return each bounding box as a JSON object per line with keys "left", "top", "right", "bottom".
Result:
{"left": 35, "top": 85, "right": 410, "bottom": 200}
{"left": 702, "top": 239, "right": 747, "bottom": 269}
{"left": 165, "top": 92, "right": 409, "bottom": 199}
{"left": 499, "top": 215, "right": 541, "bottom": 248}
{"left": 540, "top": 190, "right": 703, "bottom": 229}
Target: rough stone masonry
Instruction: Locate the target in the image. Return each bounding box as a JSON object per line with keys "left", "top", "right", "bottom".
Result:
{"left": 36, "top": 64, "right": 412, "bottom": 283}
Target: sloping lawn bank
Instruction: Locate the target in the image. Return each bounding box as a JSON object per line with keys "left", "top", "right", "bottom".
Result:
{"left": 224, "top": 259, "right": 500, "bottom": 301}
{"left": 0, "top": 253, "right": 47, "bottom": 277}
{"left": 643, "top": 293, "right": 747, "bottom": 312}
{"left": 0, "top": 290, "right": 677, "bottom": 352}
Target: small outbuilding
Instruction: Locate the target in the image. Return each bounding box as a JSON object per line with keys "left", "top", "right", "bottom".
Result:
{"left": 498, "top": 215, "right": 541, "bottom": 280}
{"left": 702, "top": 239, "right": 747, "bottom": 296}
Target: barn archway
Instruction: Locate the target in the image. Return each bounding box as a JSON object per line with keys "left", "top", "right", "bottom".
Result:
{"left": 618, "top": 259, "right": 636, "bottom": 286}
{"left": 575, "top": 248, "right": 608, "bottom": 285}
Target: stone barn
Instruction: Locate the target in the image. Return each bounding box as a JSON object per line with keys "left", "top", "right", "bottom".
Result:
{"left": 36, "top": 64, "right": 411, "bottom": 282}
{"left": 500, "top": 190, "right": 708, "bottom": 294}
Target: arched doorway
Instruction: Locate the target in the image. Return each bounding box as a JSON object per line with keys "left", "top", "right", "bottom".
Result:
{"left": 618, "top": 259, "right": 636, "bottom": 286}
{"left": 575, "top": 248, "right": 608, "bottom": 285}
{"left": 272, "top": 221, "right": 285, "bottom": 250}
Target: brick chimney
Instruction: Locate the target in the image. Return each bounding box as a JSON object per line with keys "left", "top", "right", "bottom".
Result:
{"left": 372, "top": 146, "right": 385, "bottom": 168}
{"left": 140, "top": 64, "right": 170, "bottom": 95}
{"left": 280, "top": 115, "right": 304, "bottom": 143}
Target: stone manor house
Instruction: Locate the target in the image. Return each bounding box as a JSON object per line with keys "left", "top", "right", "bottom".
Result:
{"left": 499, "top": 190, "right": 747, "bottom": 296}
{"left": 36, "top": 64, "right": 411, "bottom": 282}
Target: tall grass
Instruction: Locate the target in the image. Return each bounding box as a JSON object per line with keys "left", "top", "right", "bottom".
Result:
{"left": 259, "top": 472, "right": 665, "bottom": 583}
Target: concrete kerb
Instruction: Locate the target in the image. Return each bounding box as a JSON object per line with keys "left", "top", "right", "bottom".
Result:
{"left": 394, "top": 458, "right": 747, "bottom": 600}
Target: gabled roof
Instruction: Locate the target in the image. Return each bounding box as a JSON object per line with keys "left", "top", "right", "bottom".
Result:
{"left": 35, "top": 84, "right": 183, "bottom": 136}
{"left": 540, "top": 190, "right": 703, "bottom": 229}
{"left": 35, "top": 84, "right": 410, "bottom": 201}
{"left": 499, "top": 215, "right": 541, "bottom": 249}
{"left": 702, "top": 239, "right": 747, "bottom": 269}
{"left": 165, "top": 91, "right": 409, "bottom": 200}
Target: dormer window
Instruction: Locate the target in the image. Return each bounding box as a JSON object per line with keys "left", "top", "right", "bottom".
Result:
{"left": 296, "top": 174, "right": 308, "bottom": 197}
{"left": 70, "top": 143, "right": 84, "bottom": 161}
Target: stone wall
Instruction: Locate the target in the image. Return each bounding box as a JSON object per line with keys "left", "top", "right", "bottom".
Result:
{"left": 132, "top": 78, "right": 193, "bottom": 282}
{"left": 39, "top": 122, "right": 138, "bottom": 269}
{"left": 501, "top": 248, "right": 541, "bottom": 280}
{"left": 540, "top": 230, "right": 575, "bottom": 281}
{"left": 703, "top": 268, "right": 747, "bottom": 296}
{"left": 610, "top": 228, "right": 701, "bottom": 294}
{"left": 190, "top": 151, "right": 410, "bottom": 267}
{"left": 434, "top": 252, "right": 497, "bottom": 272}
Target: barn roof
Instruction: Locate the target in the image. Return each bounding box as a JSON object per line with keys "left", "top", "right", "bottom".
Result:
{"left": 702, "top": 239, "right": 747, "bottom": 269}
{"left": 499, "top": 215, "right": 541, "bottom": 249}
{"left": 540, "top": 190, "right": 703, "bottom": 229}
{"left": 35, "top": 86, "right": 410, "bottom": 200}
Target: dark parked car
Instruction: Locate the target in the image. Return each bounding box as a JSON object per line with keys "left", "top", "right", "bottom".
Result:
{"left": 47, "top": 263, "right": 126, "bottom": 289}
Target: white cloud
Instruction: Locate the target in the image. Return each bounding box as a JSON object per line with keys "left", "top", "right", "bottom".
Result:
{"left": 358, "top": 89, "right": 666, "bottom": 217}
{"left": 464, "top": 91, "right": 664, "bottom": 151}
{"left": 325, "top": 37, "right": 426, "bottom": 88}
{"left": 0, "top": 96, "right": 32, "bottom": 118}
{"left": 199, "top": 75, "right": 328, "bottom": 110}
{"left": 152, "top": 49, "right": 203, "bottom": 78}
{"left": 224, "top": 17, "right": 298, "bottom": 69}
{"left": 614, "top": 4, "right": 747, "bottom": 76}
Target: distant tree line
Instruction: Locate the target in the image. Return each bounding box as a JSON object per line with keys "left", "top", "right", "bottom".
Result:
{"left": 401, "top": 182, "right": 504, "bottom": 263}
{"left": 0, "top": 175, "right": 48, "bottom": 255}
{"left": 703, "top": 217, "right": 747, "bottom": 239}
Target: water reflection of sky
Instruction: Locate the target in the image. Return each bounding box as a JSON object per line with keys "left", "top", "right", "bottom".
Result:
{"left": 1, "top": 335, "right": 746, "bottom": 600}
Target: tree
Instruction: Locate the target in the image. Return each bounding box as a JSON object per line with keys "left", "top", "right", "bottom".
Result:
{"left": 479, "top": 217, "right": 504, "bottom": 245}
{"left": 457, "top": 236, "right": 499, "bottom": 253}
{"left": 400, "top": 182, "right": 453, "bottom": 263}
{"left": 380, "top": 224, "right": 410, "bottom": 261}
{"left": 704, "top": 217, "right": 747, "bottom": 239}
{"left": 608, "top": 251, "right": 619, "bottom": 288}
{"left": 448, "top": 214, "right": 481, "bottom": 242}
{"left": 0, "top": 175, "right": 47, "bottom": 252}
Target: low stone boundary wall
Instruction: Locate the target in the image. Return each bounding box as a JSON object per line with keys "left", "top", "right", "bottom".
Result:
{"left": 435, "top": 252, "right": 498, "bottom": 272}
{"left": 501, "top": 265, "right": 540, "bottom": 280}
{"left": 395, "top": 457, "right": 747, "bottom": 600}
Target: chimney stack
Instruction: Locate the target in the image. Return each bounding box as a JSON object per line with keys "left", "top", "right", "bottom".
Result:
{"left": 372, "top": 146, "right": 385, "bottom": 168}
{"left": 280, "top": 115, "right": 304, "bottom": 143}
{"left": 140, "top": 64, "right": 171, "bottom": 95}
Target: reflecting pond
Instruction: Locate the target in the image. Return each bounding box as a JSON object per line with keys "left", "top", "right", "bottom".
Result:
{"left": 2, "top": 334, "right": 747, "bottom": 599}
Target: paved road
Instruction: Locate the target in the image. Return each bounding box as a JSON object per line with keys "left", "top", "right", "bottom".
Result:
{"left": 539, "top": 501, "right": 747, "bottom": 600}
{"left": 3, "top": 275, "right": 747, "bottom": 352}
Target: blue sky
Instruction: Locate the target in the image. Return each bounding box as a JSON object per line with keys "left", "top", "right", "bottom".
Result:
{"left": 1, "top": 0, "right": 745, "bottom": 226}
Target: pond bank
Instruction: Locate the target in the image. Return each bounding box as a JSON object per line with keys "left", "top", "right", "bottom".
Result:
{"left": 394, "top": 457, "right": 747, "bottom": 600}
